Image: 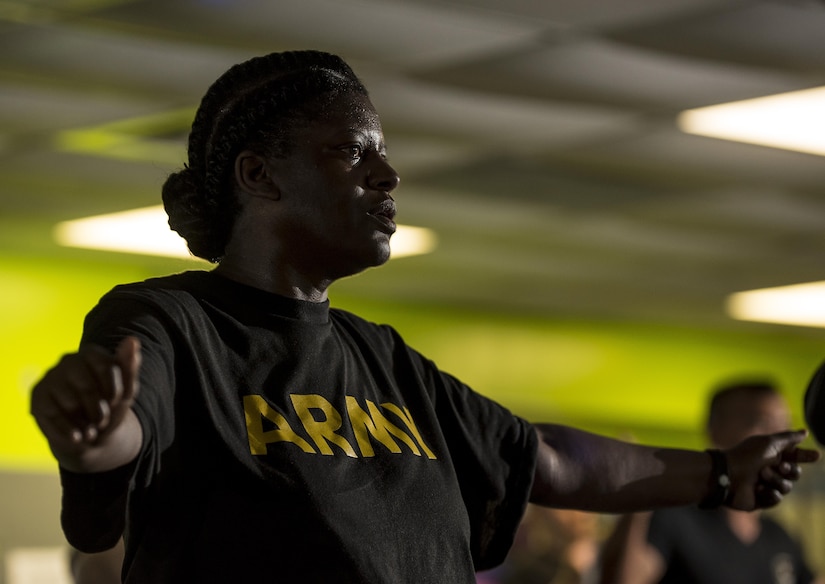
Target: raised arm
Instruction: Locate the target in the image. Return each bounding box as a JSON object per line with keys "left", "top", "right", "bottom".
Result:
{"left": 528, "top": 424, "right": 818, "bottom": 512}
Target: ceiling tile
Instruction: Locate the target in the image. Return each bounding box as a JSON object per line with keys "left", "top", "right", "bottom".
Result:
{"left": 416, "top": 39, "right": 810, "bottom": 110}
{"left": 369, "top": 75, "right": 642, "bottom": 148}
{"left": 0, "top": 81, "right": 161, "bottom": 132}
{"left": 96, "top": 0, "right": 543, "bottom": 67}
{"left": 407, "top": 0, "right": 731, "bottom": 29}
{"left": 611, "top": 0, "right": 825, "bottom": 71}
{"left": 1, "top": 20, "right": 253, "bottom": 99}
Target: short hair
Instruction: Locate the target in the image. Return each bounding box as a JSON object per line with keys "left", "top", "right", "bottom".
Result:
{"left": 706, "top": 378, "right": 779, "bottom": 429}
{"left": 161, "top": 50, "right": 368, "bottom": 262}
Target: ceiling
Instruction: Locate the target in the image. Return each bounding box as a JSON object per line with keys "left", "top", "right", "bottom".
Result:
{"left": 4, "top": 0, "right": 825, "bottom": 329}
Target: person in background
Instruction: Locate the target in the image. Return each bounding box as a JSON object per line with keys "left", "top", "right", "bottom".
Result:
{"left": 484, "top": 505, "right": 602, "bottom": 584}
{"left": 30, "top": 50, "right": 818, "bottom": 583}
{"left": 599, "top": 379, "right": 822, "bottom": 584}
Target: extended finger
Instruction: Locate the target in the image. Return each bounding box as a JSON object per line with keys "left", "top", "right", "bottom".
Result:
{"left": 782, "top": 447, "right": 821, "bottom": 464}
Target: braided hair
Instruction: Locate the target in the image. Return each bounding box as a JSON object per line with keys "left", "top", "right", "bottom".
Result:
{"left": 162, "top": 50, "right": 368, "bottom": 262}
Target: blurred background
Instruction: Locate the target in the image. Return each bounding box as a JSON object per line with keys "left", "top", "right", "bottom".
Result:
{"left": 3, "top": 0, "right": 825, "bottom": 581}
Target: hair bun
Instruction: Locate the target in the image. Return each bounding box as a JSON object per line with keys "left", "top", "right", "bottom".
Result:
{"left": 162, "top": 167, "right": 225, "bottom": 262}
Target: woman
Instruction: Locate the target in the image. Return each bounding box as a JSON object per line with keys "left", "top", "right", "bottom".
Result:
{"left": 31, "top": 50, "right": 818, "bottom": 583}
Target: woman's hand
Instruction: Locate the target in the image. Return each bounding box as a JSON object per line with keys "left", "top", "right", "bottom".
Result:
{"left": 725, "top": 429, "right": 820, "bottom": 510}
{"left": 30, "top": 336, "right": 143, "bottom": 473}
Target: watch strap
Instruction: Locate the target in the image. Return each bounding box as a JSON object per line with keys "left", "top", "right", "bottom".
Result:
{"left": 698, "top": 448, "right": 731, "bottom": 509}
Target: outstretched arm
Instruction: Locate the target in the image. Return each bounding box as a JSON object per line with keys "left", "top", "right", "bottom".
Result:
{"left": 30, "top": 336, "right": 144, "bottom": 552}
{"left": 528, "top": 424, "right": 818, "bottom": 512}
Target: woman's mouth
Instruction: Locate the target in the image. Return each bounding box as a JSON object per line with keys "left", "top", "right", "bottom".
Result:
{"left": 368, "top": 200, "right": 397, "bottom": 234}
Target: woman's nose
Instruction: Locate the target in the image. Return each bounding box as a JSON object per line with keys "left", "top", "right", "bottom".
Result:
{"left": 368, "top": 157, "right": 400, "bottom": 193}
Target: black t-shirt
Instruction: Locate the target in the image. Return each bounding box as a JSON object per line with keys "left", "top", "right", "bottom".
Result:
{"left": 62, "top": 270, "right": 538, "bottom": 583}
{"left": 647, "top": 506, "right": 816, "bottom": 584}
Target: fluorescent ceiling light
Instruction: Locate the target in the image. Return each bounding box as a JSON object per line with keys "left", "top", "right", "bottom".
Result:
{"left": 54, "top": 205, "right": 436, "bottom": 260}
{"left": 726, "top": 281, "right": 825, "bottom": 328}
{"left": 678, "top": 86, "right": 825, "bottom": 156}
{"left": 55, "top": 206, "right": 200, "bottom": 260}
{"left": 391, "top": 224, "right": 438, "bottom": 258}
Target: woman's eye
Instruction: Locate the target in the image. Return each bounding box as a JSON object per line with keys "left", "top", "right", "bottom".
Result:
{"left": 343, "top": 145, "right": 363, "bottom": 160}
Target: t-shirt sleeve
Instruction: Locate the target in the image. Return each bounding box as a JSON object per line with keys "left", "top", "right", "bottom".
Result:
{"left": 409, "top": 347, "right": 539, "bottom": 570}
{"left": 80, "top": 291, "right": 179, "bottom": 466}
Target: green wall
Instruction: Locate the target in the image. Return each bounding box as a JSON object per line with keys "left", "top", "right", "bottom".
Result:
{"left": 4, "top": 253, "right": 825, "bottom": 471}
{"left": 333, "top": 292, "right": 825, "bottom": 449}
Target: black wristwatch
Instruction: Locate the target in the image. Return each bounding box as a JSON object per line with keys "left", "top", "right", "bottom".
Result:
{"left": 698, "top": 448, "right": 731, "bottom": 509}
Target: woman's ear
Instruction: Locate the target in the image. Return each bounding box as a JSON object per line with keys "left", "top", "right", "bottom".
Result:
{"left": 234, "top": 150, "right": 281, "bottom": 200}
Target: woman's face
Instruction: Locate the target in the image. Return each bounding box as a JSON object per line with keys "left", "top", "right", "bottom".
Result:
{"left": 265, "top": 91, "right": 401, "bottom": 280}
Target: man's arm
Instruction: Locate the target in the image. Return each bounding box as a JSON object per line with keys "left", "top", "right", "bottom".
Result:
{"left": 528, "top": 424, "right": 818, "bottom": 512}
